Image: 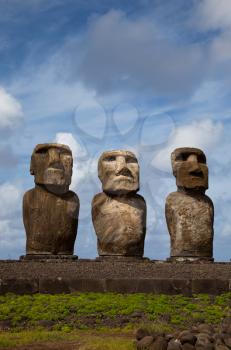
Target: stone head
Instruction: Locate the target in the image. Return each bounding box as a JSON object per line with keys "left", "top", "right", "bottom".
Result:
{"left": 171, "top": 147, "right": 208, "bottom": 191}
{"left": 98, "top": 150, "right": 139, "bottom": 194}
{"left": 30, "top": 143, "right": 73, "bottom": 193}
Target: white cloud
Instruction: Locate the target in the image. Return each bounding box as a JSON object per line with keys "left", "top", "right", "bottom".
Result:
{"left": 8, "top": 49, "right": 96, "bottom": 120}
{"left": 0, "top": 219, "right": 22, "bottom": 241}
{"left": 211, "top": 31, "right": 231, "bottom": 62}
{"left": 55, "top": 132, "right": 87, "bottom": 158}
{"left": 0, "top": 86, "right": 23, "bottom": 129}
{"left": 77, "top": 9, "right": 205, "bottom": 97}
{"left": 197, "top": 0, "right": 231, "bottom": 31}
{"left": 0, "top": 182, "right": 24, "bottom": 258}
{"left": 0, "top": 182, "right": 22, "bottom": 218}
{"left": 72, "top": 157, "right": 98, "bottom": 190}
{"left": 196, "top": 0, "right": 231, "bottom": 65}
{"left": 191, "top": 81, "right": 225, "bottom": 104}
{"left": 152, "top": 119, "right": 223, "bottom": 172}
{"left": 55, "top": 132, "right": 97, "bottom": 189}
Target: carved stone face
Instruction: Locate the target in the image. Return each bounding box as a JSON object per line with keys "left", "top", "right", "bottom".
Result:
{"left": 98, "top": 150, "right": 139, "bottom": 194}
{"left": 30, "top": 143, "right": 73, "bottom": 193}
{"left": 171, "top": 147, "right": 208, "bottom": 190}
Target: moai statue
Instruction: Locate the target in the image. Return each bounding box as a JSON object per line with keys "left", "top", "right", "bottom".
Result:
{"left": 22, "top": 143, "right": 79, "bottom": 259}
{"left": 165, "top": 147, "right": 214, "bottom": 261}
{"left": 92, "top": 150, "right": 146, "bottom": 258}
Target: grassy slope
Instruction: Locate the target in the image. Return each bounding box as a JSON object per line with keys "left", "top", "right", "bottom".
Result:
{"left": 0, "top": 292, "right": 230, "bottom": 349}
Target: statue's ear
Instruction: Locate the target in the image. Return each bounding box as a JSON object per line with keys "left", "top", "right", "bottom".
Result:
{"left": 171, "top": 152, "right": 177, "bottom": 177}
{"left": 98, "top": 155, "right": 103, "bottom": 182}
{"left": 30, "top": 156, "right": 35, "bottom": 175}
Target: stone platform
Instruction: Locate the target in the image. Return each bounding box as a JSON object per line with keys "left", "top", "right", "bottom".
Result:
{"left": 0, "top": 260, "right": 230, "bottom": 295}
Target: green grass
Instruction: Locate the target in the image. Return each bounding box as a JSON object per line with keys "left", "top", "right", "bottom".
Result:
{"left": 0, "top": 329, "right": 79, "bottom": 348}
{"left": 0, "top": 293, "right": 230, "bottom": 349}
{"left": 0, "top": 329, "right": 135, "bottom": 349}
{"left": 0, "top": 292, "right": 230, "bottom": 329}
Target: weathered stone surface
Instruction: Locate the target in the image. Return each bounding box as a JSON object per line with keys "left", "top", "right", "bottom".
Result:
{"left": 166, "top": 147, "right": 214, "bottom": 260}
{"left": 92, "top": 192, "right": 146, "bottom": 256}
{"left": 92, "top": 150, "right": 146, "bottom": 257}
{"left": 23, "top": 143, "right": 79, "bottom": 256}
{"left": 179, "top": 331, "right": 197, "bottom": 345}
{"left": 197, "top": 324, "right": 214, "bottom": 335}
{"left": 223, "top": 336, "right": 231, "bottom": 348}
{"left": 196, "top": 346, "right": 214, "bottom": 350}
{"left": 0, "top": 278, "right": 39, "bottom": 294}
{"left": 20, "top": 254, "right": 78, "bottom": 261}
{"left": 106, "top": 278, "right": 142, "bottom": 293}
{"left": 165, "top": 335, "right": 175, "bottom": 342}
{"left": 98, "top": 150, "right": 140, "bottom": 194}
{"left": 135, "top": 279, "right": 192, "bottom": 295}
{"left": 166, "top": 191, "right": 213, "bottom": 259}
{"left": 134, "top": 323, "right": 231, "bottom": 350}
{"left": 137, "top": 335, "right": 154, "bottom": 349}
{"left": 191, "top": 279, "right": 229, "bottom": 295}
{"left": 167, "top": 339, "right": 182, "bottom": 350}
{"left": 171, "top": 148, "right": 208, "bottom": 190}
{"left": 0, "top": 261, "right": 230, "bottom": 294}
{"left": 215, "top": 345, "right": 229, "bottom": 350}
{"left": 182, "top": 343, "right": 195, "bottom": 350}
{"left": 222, "top": 319, "right": 231, "bottom": 334}
{"left": 39, "top": 278, "right": 70, "bottom": 294}
{"left": 150, "top": 336, "right": 168, "bottom": 350}
{"left": 196, "top": 333, "right": 214, "bottom": 348}
{"left": 214, "top": 336, "right": 225, "bottom": 347}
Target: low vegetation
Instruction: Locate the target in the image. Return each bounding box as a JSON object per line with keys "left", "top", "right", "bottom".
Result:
{"left": 0, "top": 292, "right": 230, "bottom": 349}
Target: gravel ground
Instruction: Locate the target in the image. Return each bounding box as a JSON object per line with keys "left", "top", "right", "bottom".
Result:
{"left": 0, "top": 260, "right": 230, "bottom": 280}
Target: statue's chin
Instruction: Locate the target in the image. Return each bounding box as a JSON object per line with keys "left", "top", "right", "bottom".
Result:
{"left": 177, "top": 186, "right": 206, "bottom": 194}
{"left": 104, "top": 188, "right": 138, "bottom": 196}
{"left": 102, "top": 179, "right": 139, "bottom": 195}
{"left": 41, "top": 184, "right": 69, "bottom": 195}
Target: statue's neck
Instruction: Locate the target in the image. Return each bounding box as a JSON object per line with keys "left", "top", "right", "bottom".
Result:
{"left": 177, "top": 186, "right": 205, "bottom": 195}
{"left": 104, "top": 191, "right": 137, "bottom": 198}
{"left": 35, "top": 183, "right": 69, "bottom": 195}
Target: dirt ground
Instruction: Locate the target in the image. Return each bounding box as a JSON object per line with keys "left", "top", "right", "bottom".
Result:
{"left": 5, "top": 341, "right": 81, "bottom": 350}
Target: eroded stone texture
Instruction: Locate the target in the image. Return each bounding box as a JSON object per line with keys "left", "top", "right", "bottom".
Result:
{"left": 165, "top": 147, "right": 214, "bottom": 261}
{"left": 98, "top": 150, "right": 140, "bottom": 194}
{"left": 92, "top": 150, "right": 146, "bottom": 257}
{"left": 23, "top": 143, "right": 79, "bottom": 256}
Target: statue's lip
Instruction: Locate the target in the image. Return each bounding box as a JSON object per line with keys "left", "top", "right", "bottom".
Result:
{"left": 47, "top": 167, "right": 64, "bottom": 172}
{"left": 189, "top": 171, "right": 204, "bottom": 178}
{"left": 115, "top": 175, "right": 133, "bottom": 180}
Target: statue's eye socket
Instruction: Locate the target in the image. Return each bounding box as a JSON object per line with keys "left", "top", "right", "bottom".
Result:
{"left": 105, "top": 156, "right": 116, "bottom": 162}
{"left": 126, "top": 156, "right": 137, "bottom": 163}
{"left": 36, "top": 149, "right": 47, "bottom": 155}
{"left": 60, "top": 151, "right": 71, "bottom": 156}
{"left": 176, "top": 153, "right": 206, "bottom": 163}
{"left": 175, "top": 153, "right": 188, "bottom": 161}
{"left": 198, "top": 154, "right": 206, "bottom": 163}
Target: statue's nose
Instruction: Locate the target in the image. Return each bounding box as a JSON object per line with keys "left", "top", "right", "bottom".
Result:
{"left": 187, "top": 154, "right": 198, "bottom": 163}
{"left": 48, "top": 148, "right": 60, "bottom": 166}
{"left": 115, "top": 156, "right": 127, "bottom": 174}
{"left": 187, "top": 154, "right": 202, "bottom": 173}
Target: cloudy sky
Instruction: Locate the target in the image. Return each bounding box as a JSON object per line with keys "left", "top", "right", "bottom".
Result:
{"left": 0, "top": 0, "right": 231, "bottom": 260}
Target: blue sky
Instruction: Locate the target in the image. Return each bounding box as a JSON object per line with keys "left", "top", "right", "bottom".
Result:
{"left": 0, "top": 0, "right": 231, "bottom": 260}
